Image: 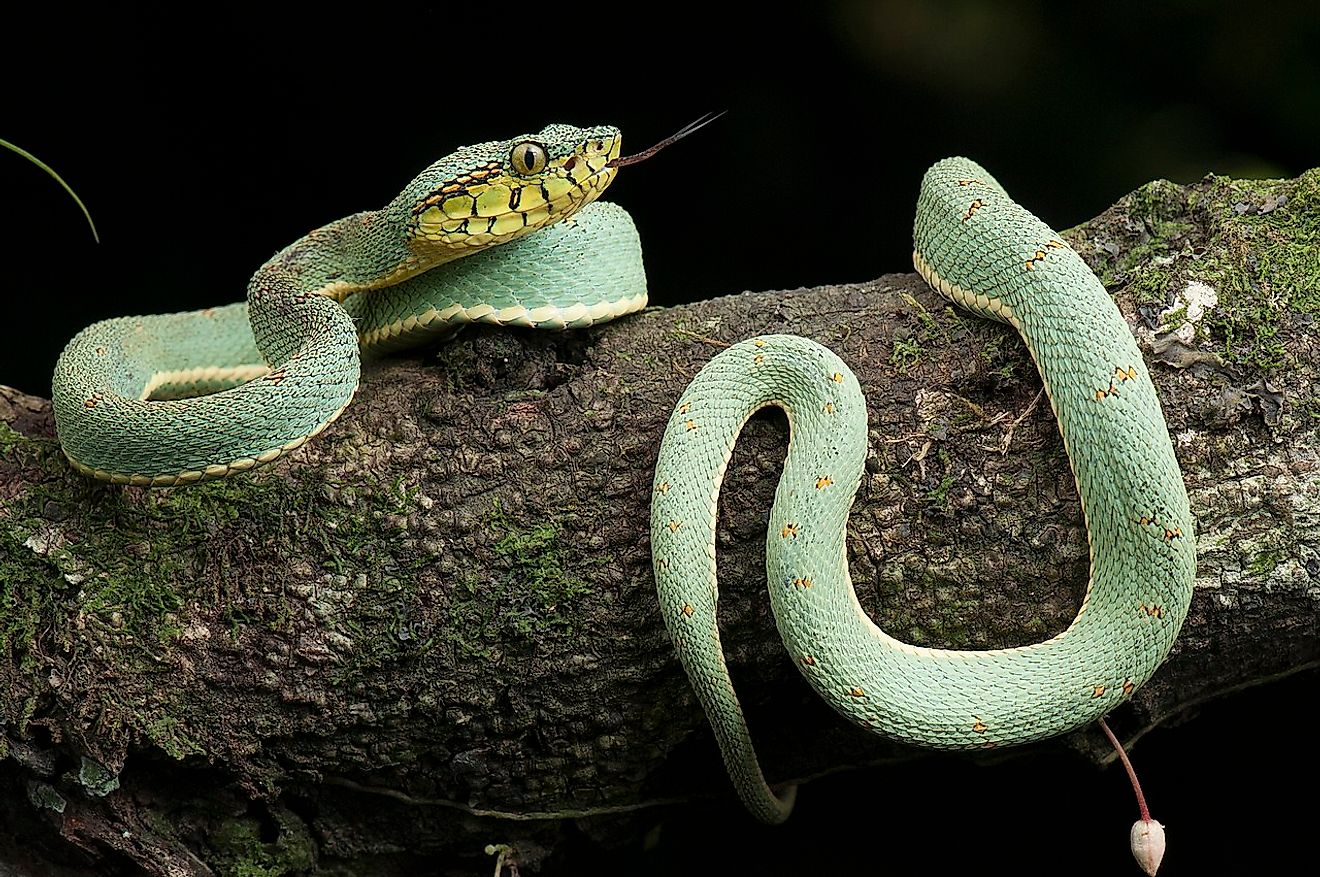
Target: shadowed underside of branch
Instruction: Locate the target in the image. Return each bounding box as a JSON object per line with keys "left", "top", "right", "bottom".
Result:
{"left": 1, "top": 169, "right": 1317, "bottom": 875}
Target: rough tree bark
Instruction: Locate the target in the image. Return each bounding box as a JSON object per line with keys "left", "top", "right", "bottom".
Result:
{"left": 2, "top": 170, "right": 1317, "bottom": 875}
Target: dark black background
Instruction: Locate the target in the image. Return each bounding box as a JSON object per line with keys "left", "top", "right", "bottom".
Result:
{"left": 2, "top": 3, "right": 1316, "bottom": 874}
{"left": 4, "top": 2, "right": 1317, "bottom": 396}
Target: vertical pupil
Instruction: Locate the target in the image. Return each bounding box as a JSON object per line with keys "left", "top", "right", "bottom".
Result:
{"left": 523, "top": 147, "right": 536, "bottom": 169}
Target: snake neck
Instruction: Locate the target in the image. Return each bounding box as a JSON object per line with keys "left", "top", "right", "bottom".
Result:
{"left": 244, "top": 206, "right": 455, "bottom": 368}
{"left": 250, "top": 209, "right": 427, "bottom": 305}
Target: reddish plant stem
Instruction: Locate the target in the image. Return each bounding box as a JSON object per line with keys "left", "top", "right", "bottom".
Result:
{"left": 1099, "top": 717, "right": 1153, "bottom": 822}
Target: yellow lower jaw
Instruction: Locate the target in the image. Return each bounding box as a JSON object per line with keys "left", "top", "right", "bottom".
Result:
{"left": 417, "top": 174, "right": 615, "bottom": 248}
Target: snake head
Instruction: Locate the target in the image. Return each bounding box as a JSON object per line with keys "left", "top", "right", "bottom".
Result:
{"left": 401, "top": 124, "right": 621, "bottom": 257}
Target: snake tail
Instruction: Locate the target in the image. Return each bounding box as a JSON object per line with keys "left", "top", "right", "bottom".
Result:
{"left": 651, "top": 157, "right": 1195, "bottom": 822}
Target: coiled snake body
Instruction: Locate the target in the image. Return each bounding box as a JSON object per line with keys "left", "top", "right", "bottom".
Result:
{"left": 52, "top": 133, "right": 1194, "bottom": 826}
{"left": 650, "top": 157, "right": 1195, "bottom": 822}
{"left": 53, "top": 125, "right": 644, "bottom": 484}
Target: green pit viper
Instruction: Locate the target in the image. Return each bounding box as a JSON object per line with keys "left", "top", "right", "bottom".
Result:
{"left": 52, "top": 127, "right": 1195, "bottom": 825}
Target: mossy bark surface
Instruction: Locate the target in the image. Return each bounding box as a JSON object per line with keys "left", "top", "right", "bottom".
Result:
{"left": 2, "top": 170, "right": 1318, "bottom": 875}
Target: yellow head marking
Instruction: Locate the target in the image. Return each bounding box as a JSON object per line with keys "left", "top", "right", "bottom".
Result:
{"left": 409, "top": 126, "right": 622, "bottom": 255}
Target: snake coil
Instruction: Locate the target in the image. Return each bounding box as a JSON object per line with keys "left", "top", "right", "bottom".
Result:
{"left": 650, "top": 157, "right": 1195, "bottom": 822}
{"left": 53, "top": 124, "right": 646, "bottom": 485}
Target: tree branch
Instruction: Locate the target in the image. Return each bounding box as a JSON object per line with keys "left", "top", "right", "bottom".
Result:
{"left": 2, "top": 169, "right": 1318, "bottom": 875}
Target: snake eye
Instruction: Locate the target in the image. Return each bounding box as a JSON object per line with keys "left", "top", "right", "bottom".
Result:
{"left": 509, "top": 141, "right": 548, "bottom": 176}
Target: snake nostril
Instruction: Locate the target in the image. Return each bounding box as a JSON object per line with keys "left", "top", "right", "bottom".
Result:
{"left": 563, "top": 155, "right": 577, "bottom": 171}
